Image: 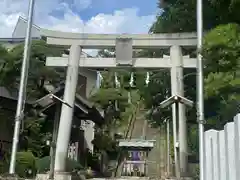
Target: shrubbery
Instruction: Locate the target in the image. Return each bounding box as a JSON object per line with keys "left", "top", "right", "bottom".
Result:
{"left": 15, "top": 151, "right": 37, "bottom": 178}
{"left": 1, "top": 152, "right": 84, "bottom": 178}
{"left": 36, "top": 156, "right": 83, "bottom": 173}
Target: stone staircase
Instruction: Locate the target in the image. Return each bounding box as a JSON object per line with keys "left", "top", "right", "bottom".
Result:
{"left": 129, "top": 109, "right": 167, "bottom": 178}
{"left": 146, "top": 124, "right": 167, "bottom": 178}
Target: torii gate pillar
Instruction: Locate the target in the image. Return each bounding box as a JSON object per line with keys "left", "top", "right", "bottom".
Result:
{"left": 170, "top": 46, "right": 188, "bottom": 176}
{"left": 54, "top": 45, "right": 82, "bottom": 172}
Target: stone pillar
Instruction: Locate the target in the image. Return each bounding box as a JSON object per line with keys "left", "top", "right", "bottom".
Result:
{"left": 170, "top": 45, "right": 188, "bottom": 176}
{"left": 54, "top": 45, "right": 82, "bottom": 172}
{"left": 169, "top": 47, "right": 180, "bottom": 178}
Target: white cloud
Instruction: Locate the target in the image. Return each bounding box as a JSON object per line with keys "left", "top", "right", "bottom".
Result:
{"left": 0, "top": 0, "right": 155, "bottom": 38}
{"left": 44, "top": 8, "right": 155, "bottom": 34}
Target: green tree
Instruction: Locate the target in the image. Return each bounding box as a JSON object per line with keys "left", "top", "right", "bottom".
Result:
{"left": 0, "top": 46, "right": 17, "bottom": 86}
{"left": 0, "top": 40, "right": 66, "bottom": 159}
{"left": 202, "top": 23, "right": 240, "bottom": 129}
{"left": 90, "top": 50, "right": 142, "bottom": 156}
{"left": 19, "top": 116, "right": 52, "bottom": 157}
{"left": 90, "top": 71, "right": 129, "bottom": 151}
{"left": 15, "top": 151, "right": 37, "bottom": 178}
{"left": 136, "top": 0, "right": 240, "bottom": 158}
{"left": 3, "top": 40, "right": 65, "bottom": 97}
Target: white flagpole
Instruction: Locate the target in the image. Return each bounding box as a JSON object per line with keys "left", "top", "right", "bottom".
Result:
{"left": 196, "top": 0, "right": 205, "bottom": 179}
{"left": 9, "top": 0, "right": 35, "bottom": 174}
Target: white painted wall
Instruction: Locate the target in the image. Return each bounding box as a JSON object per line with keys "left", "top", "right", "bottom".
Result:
{"left": 81, "top": 120, "right": 95, "bottom": 153}
{"left": 79, "top": 67, "right": 97, "bottom": 153}
{"left": 12, "top": 16, "right": 41, "bottom": 38}
{"left": 79, "top": 68, "right": 97, "bottom": 98}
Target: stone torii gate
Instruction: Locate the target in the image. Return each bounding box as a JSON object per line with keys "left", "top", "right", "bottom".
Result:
{"left": 41, "top": 29, "right": 197, "bottom": 177}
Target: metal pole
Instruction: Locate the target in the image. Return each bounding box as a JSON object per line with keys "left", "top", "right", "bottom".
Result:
{"left": 49, "top": 103, "right": 61, "bottom": 179}
{"left": 197, "top": 0, "right": 205, "bottom": 179}
{"left": 167, "top": 119, "right": 170, "bottom": 176}
{"left": 9, "top": 0, "right": 35, "bottom": 174}
{"left": 175, "top": 102, "right": 180, "bottom": 178}
{"left": 171, "top": 102, "right": 179, "bottom": 178}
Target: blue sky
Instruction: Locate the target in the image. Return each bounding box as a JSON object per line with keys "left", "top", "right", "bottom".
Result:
{"left": 0, "top": 0, "right": 159, "bottom": 37}
{"left": 78, "top": 0, "right": 158, "bottom": 21}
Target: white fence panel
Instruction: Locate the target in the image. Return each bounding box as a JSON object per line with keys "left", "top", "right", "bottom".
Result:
{"left": 204, "top": 113, "right": 240, "bottom": 180}
{"left": 224, "top": 122, "right": 236, "bottom": 180}
{"left": 234, "top": 114, "right": 240, "bottom": 178}
{"left": 218, "top": 130, "right": 227, "bottom": 180}
{"left": 204, "top": 130, "right": 220, "bottom": 180}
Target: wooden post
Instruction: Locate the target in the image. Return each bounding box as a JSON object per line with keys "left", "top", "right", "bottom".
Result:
{"left": 49, "top": 102, "right": 61, "bottom": 179}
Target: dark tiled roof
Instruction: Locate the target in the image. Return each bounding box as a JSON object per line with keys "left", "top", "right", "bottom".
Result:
{"left": 34, "top": 83, "right": 105, "bottom": 125}
{"left": 0, "top": 83, "right": 104, "bottom": 126}
{"left": 0, "top": 86, "right": 12, "bottom": 99}
{"left": 0, "top": 37, "right": 40, "bottom": 43}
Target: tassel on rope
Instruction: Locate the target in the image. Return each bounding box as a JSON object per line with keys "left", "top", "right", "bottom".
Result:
{"left": 114, "top": 72, "right": 120, "bottom": 88}
{"left": 114, "top": 72, "right": 120, "bottom": 110}
{"left": 145, "top": 71, "right": 150, "bottom": 86}
{"left": 128, "top": 91, "right": 131, "bottom": 104}
{"left": 129, "top": 72, "right": 134, "bottom": 87}
{"left": 96, "top": 71, "right": 103, "bottom": 89}
{"left": 128, "top": 72, "right": 134, "bottom": 104}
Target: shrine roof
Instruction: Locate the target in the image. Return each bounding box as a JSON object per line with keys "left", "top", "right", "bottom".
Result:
{"left": 118, "top": 139, "right": 155, "bottom": 148}
{"left": 33, "top": 82, "right": 104, "bottom": 126}
{"left": 0, "top": 84, "right": 104, "bottom": 126}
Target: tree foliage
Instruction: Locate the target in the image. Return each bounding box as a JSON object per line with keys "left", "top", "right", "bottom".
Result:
{"left": 0, "top": 46, "right": 16, "bottom": 86}
{"left": 133, "top": 0, "right": 240, "bottom": 157}
{"left": 15, "top": 151, "right": 36, "bottom": 178}
{"left": 2, "top": 40, "right": 65, "bottom": 98}
{"left": 202, "top": 24, "right": 240, "bottom": 129}
{"left": 203, "top": 24, "right": 240, "bottom": 74}
{"left": 142, "top": 0, "right": 240, "bottom": 128}
{"left": 36, "top": 156, "right": 83, "bottom": 173}
{"left": 19, "top": 116, "right": 52, "bottom": 157}
{"left": 0, "top": 41, "right": 66, "bottom": 159}
{"left": 90, "top": 50, "right": 143, "bottom": 154}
